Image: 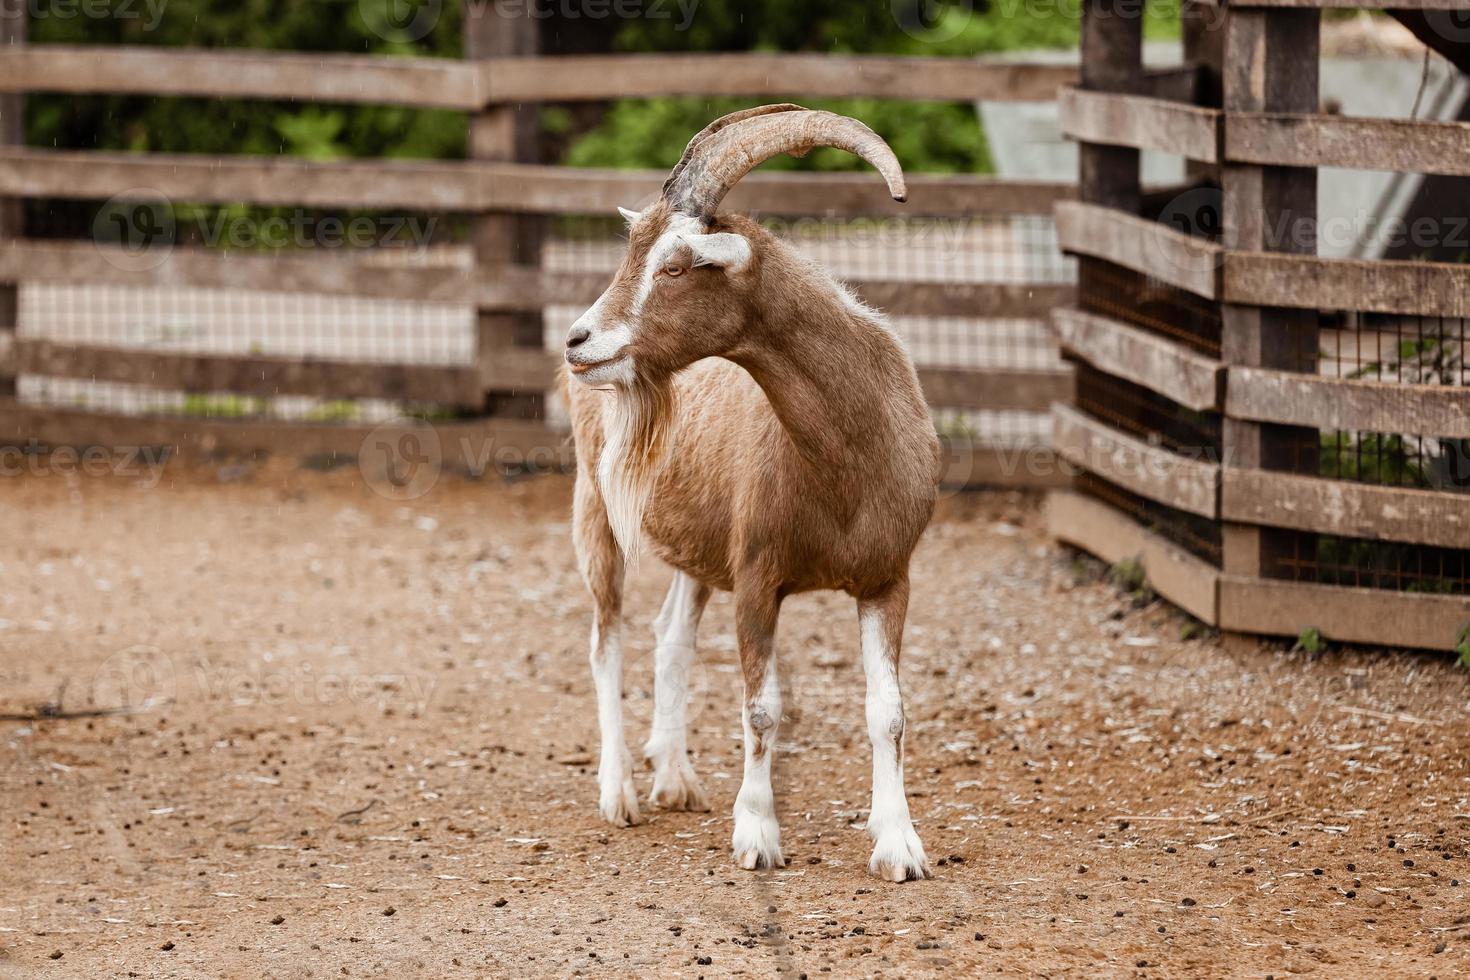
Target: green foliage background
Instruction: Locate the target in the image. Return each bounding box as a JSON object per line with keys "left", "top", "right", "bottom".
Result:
{"left": 29, "top": 0, "right": 1179, "bottom": 176}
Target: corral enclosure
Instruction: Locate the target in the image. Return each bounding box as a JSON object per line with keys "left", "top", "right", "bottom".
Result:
{"left": 0, "top": 11, "right": 1466, "bottom": 638}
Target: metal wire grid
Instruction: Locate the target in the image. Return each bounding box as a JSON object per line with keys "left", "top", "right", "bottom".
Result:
{"left": 1268, "top": 531, "right": 1470, "bottom": 595}
{"left": 1073, "top": 363, "right": 1222, "bottom": 458}
{"left": 18, "top": 247, "right": 475, "bottom": 424}
{"left": 1077, "top": 257, "right": 1222, "bottom": 358}
{"left": 1076, "top": 472, "right": 1223, "bottom": 566}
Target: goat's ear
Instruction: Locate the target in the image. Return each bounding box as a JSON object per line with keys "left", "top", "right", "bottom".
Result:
{"left": 683, "top": 232, "right": 752, "bottom": 273}
{"left": 617, "top": 207, "right": 642, "bottom": 226}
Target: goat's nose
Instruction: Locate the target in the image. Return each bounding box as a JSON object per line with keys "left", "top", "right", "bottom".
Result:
{"left": 566, "top": 324, "right": 591, "bottom": 349}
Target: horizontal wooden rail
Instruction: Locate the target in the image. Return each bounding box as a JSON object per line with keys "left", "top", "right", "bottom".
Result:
{"left": 1219, "top": 576, "right": 1470, "bottom": 652}
{"left": 0, "top": 148, "right": 477, "bottom": 212}
{"left": 944, "top": 441, "right": 1074, "bottom": 490}
{"left": 0, "top": 47, "right": 1076, "bottom": 106}
{"left": 0, "top": 239, "right": 1068, "bottom": 319}
{"left": 1046, "top": 490, "right": 1219, "bottom": 623}
{"left": 1226, "top": 113, "right": 1470, "bottom": 178}
{"left": 1055, "top": 201, "right": 1221, "bottom": 299}
{"left": 487, "top": 53, "right": 1076, "bottom": 104}
{"left": 0, "top": 45, "right": 483, "bottom": 109}
{"left": 1051, "top": 306, "right": 1222, "bottom": 411}
{"left": 1224, "top": 252, "right": 1470, "bottom": 319}
{"left": 1051, "top": 403, "right": 1221, "bottom": 518}
{"left": 489, "top": 163, "right": 1075, "bottom": 218}
{"left": 1223, "top": 468, "right": 1470, "bottom": 550}
{"left": 1059, "top": 88, "right": 1220, "bottom": 163}
{"left": 12, "top": 340, "right": 496, "bottom": 407}
{"left": 918, "top": 366, "right": 1073, "bottom": 413}
{"left": 0, "top": 148, "right": 1074, "bottom": 218}
{"left": 0, "top": 397, "right": 570, "bottom": 470}
{"left": 1227, "top": 367, "right": 1470, "bottom": 440}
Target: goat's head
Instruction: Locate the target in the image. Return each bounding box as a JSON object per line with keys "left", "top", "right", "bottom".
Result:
{"left": 564, "top": 104, "right": 907, "bottom": 388}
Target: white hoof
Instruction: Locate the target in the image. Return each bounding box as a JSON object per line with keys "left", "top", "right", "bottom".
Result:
{"left": 868, "top": 823, "right": 930, "bottom": 882}
{"left": 647, "top": 751, "right": 710, "bottom": 812}
{"left": 597, "top": 753, "right": 642, "bottom": 827}
{"left": 732, "top": 809, "right": 783, "bottom": 871}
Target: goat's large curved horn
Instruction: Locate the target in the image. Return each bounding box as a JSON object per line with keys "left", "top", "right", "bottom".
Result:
{"left": 663, "top": 105, "right": 907, "bottom": 223}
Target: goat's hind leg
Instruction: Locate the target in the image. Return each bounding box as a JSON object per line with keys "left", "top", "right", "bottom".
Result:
{"left": 645, "top": 571, "right": 712, "bottom": 811}
{"left": 859, "top": 583, "right": 930, "bottom": 882}
{"left": 575, "top": 477, "right": 640, "bottom": 827}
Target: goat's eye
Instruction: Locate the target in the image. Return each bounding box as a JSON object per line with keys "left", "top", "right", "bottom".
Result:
{"left": 663, "top": 264, "right": 684, "bottom": 278}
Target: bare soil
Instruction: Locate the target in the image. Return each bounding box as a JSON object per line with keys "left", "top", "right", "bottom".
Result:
{"left": 2, "top": 460, "right": 1468, "bottom": 978}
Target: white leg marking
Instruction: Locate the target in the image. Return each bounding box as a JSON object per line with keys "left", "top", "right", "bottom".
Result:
{"left": 644, "top": 572, "right": 711, "bottom": 811}
{"left": 860, "top": 604, "right": 929, "bottom": 882}
{"left": 590, "top": 622, "right": 640, "bottom": 827}
{"left": 732, "top": 659, "right": 783, "bottom": 870}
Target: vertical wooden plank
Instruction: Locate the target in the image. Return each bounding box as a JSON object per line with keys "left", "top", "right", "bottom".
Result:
{"left": 466, "top": 2, "right": 544, "bottom": 418}
{"left": 1219, "top": 8, "right": 1320, "bottom": 579}
{"left": 1078, "top": 0, "right": 1142, "bottom": 213}
{"left": 0, "top": 10, "right": 23, "bottom": 398}
{"left": 1182, "top": 0, "right": 1224, "bottom": 185}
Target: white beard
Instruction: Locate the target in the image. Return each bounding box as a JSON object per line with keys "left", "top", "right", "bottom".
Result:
{"left": 597, "top": 377, "right": 676, "bottom": 567}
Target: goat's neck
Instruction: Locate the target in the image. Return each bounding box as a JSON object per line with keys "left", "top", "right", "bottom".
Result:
{"left": 728, "top": 270, "right": 900, "bottom": 468}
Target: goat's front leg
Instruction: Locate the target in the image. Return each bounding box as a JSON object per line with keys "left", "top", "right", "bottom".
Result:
{"left": 645, "top": 571, "right": 712, "bottom": 811}
{"left": 575, "top": 478, "right": 640, "bottom": 827}
{"left": 731, "top": 586, "right": 784, "bottom": 870}
{"left": 859, "top": 582, "right": 930, "bottom": 881}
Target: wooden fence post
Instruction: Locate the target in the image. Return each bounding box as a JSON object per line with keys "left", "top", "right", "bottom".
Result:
{"left": 0, "top": 6, "right": 24, "bottom": 399}
{"left": 466, "top": 1, "right": 545, "bottom": 419}
{"left": 1219, "top": 8, "right": 1320, "bottom": 585}
{"left": 1078, "top": 0, "right": 1142, "bottom": 214}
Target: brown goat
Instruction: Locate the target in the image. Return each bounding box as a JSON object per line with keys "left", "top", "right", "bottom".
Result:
{"left": 562, "top": 105, "right": 940, "bottom": 881}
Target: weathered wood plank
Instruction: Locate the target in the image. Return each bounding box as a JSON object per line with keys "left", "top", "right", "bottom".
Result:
{"left": 1227, "top": 366, "right": 1470, "bottom": 440}
{"left": 1046, "top": 490, "right": 1220, "bottom": 623}
{"left": 942, "top": 442, "right": 1075, "bottom": 490}
{"left": 1223, "top": 468, "right": 1470, "bottom": 550}
{"left": 1056, "top": 201, "right": 1222, "bottom": 298}
{"left": 0, "top": 397, "right": 570, "bottom": 472}
{"left": 1219, "top": 576, "right": 1470, "bottom": 652}
{"left": 12, "top": 339, "right": 487, "bottom": 407}
{"left": 1059, "top": 88, "right": 1221, "bottom": 162}
{"left": 0, "top": 45, "right": 483, "bottom": 109}
{"left": 1051, "top": 306, "right": 1223, "bottom": 410}
{"left": 486, "top": 53, "right": 1077, "bottom": 104}
{"left": 918, "top": 366, "right": 1073, "bottom": 413}
{"left": 1051, "top": 403, "right": 1221, "bottom": 517}
{"left": 860, "top": 281, "right": 1072, "bottom": 319}
{"left": 0, "top": 147, "right": 477, "bottom": 211}
{"left": 0, "top": 47, "right": 1075, "bottom": 106}
{"left": 0, "top": 148, "right": 1076, "bottom": 218}
{"left": 488, "top": 164, "right": 1075, "bottom": 218}
{"left": 1227, "top": 113, "right": 1470, "bottom": 177}
{"left": 1224, "top": 251, "right": 1470, "bottom": 319}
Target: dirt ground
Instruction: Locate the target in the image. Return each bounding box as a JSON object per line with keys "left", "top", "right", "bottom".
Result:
{"left": 2, "top": 457, "right": 1468, "bottom": 979}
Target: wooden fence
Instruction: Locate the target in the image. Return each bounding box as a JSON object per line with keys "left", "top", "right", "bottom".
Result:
{"left": 0, "top": 6, "right": 1082, "bottom": 487}
{"left": 1046, "top": 0, "right": 1470, "bottom": 651}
